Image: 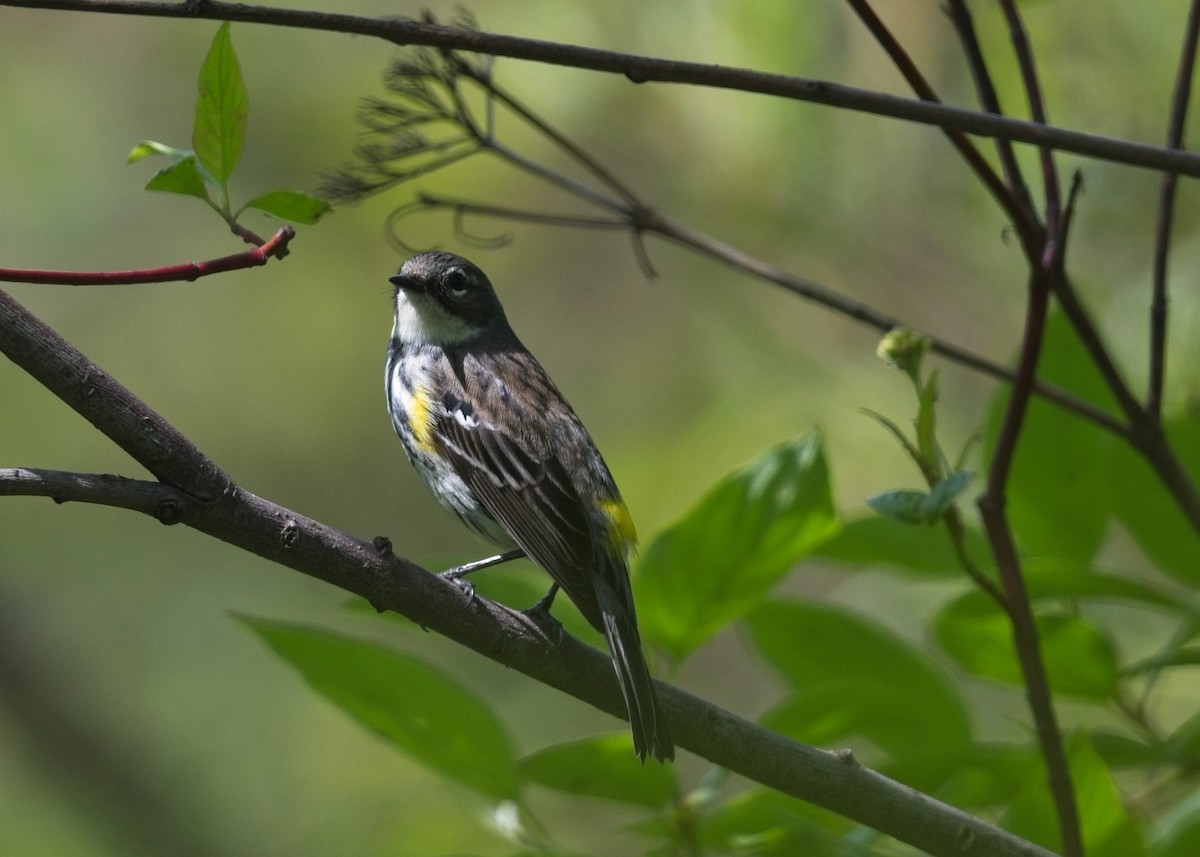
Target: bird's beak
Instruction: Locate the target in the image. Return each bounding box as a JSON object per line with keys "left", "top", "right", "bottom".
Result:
{"left": 389, "top": 273, "right": 423, "bottom": 293}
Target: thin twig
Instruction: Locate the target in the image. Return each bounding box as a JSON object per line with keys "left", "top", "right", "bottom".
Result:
{"left": 6, "top": 0, "right": 1200, "bottom": 178}
{"left": 978, "top": 273, "right": 1084, "bottom": 857}
{"left": 1148, "top": 0, "right": 1200, "bottom": 419}
{"left": 844, "top": 0, "right": 1039, "bottom": 259}
{"left": 998, "top": 0, "right": 1061, "bottom": 244}
{"left": 0, "top": 226, "right": 295, "bottom": 285}
{"left": 944, "top": 0, "right": 1036, "bottom": 218}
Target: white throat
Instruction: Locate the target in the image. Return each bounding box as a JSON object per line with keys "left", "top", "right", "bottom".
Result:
{"left": 392, "top": 291, "right": 477, "bottom": 346}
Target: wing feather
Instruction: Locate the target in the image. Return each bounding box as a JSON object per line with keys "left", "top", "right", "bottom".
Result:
{"left": 434, "top": 390, "right": 601, "bottom": 624}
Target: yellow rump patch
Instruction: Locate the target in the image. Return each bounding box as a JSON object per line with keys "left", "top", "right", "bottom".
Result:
{"left": 600, "top": 498, "right": 638, "bottom": 553}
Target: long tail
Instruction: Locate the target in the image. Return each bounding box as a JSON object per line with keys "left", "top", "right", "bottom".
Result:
{"left": 594, "top": 576, "right": 674, "bottom": 763}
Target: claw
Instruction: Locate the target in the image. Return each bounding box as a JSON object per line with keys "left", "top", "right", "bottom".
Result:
{"left": 439, "top": 567, "right": 477, "bottom": 603}
{"left": 522, "top": 584, "right": 564, "bottom": 644}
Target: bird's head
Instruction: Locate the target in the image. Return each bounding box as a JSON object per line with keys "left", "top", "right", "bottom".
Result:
{"left": 389, "top": 252, "right": 509, "bottom": 345}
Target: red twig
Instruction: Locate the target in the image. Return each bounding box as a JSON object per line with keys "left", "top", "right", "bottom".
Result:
{"left": 0, "top": 225, "right": 294, "bottom": 286}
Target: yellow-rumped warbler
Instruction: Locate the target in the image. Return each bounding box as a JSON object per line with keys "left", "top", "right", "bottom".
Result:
{"left": 385, "top": 251, "right": 673, "bottom": 763}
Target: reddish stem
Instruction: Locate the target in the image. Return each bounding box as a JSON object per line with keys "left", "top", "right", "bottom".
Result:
{"left": 0, "top": 225, "right": 294, "bottom": 286}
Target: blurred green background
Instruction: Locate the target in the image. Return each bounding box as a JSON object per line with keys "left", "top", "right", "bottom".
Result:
{"left": 2, "top": 1, "right": 1198, "bottom": 855}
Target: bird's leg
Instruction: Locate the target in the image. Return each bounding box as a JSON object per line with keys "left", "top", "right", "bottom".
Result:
{"left": 439, "top": 548, "right": 526, "bottom": 600}
{"left": 522, "top": 583, "right": 564, "bottom": 644}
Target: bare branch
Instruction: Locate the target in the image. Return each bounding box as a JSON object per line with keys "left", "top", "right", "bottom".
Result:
{"left": 0, "top": 290, "right": 230, "bottom": 500}
{"left": 5, "top": 0, "right": 1200, "bottom": 178}
{"left": 844, "top": 0, "right": 1040, "bottom": 259}
{"left": 1149, "top": 0, "right": 1200, "bottom": 419}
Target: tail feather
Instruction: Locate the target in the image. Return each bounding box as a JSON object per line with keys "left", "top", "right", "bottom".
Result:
{"left": 595, "top": 581, "right": 673, "bottom": 763}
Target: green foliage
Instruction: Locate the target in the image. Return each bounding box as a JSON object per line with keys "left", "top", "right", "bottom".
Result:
{"left": 519, "top": 735, "right": 674, "bottom": 808}
{"left": 242, "top": 618, "right": 521, "bottom": 800}
{"left": 128, "top": 23, "right": 330, "bottom": 228}
{"left": 750, "top": 600, "right": 972, "bottom": 789}
{"left": 161, "top": 25, "right": 1197, "bottom": 857}
{"left": 1003, "top": 734, "right": 1146, "bottom": 857}
{"left": 635, "top": 431, "right": 839, "bottom": 662}
{"left": 983, "top": 312, "right": 1118, "bottom": 563}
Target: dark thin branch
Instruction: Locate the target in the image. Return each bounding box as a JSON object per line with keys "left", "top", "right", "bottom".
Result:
{"left": 998, "top": 0, "right": 1061, "bottom": 243}
{"left": 1149, "top": 0, "right": 1200, "bottom": 419}
{"left": 978, "top": 273, "right": 1084, "bottom": 857}
{"left": 945, "top": 0, "right": 1036, "bottom": 218}
{"left": 844, "top": 0, "right": 1040, "bottom": 259}
{"left": 408, "top": 192, "right": 1128, "bottom": 437}
{"left": 0, "top": 225, "right": 294, "bottom": 285}
{"left": 7, "top": 0, "right": 1200, "bottom": 179}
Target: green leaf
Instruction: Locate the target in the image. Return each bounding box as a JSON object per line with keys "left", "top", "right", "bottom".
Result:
{"left": 1003, "top": 732, "right": 1146, "bottom": 857}
{"left": 636, "top": 431, "right": 839, "bottom": 661}
{"left": 934, "top": 590, "right": 1118, "bottom": 698}
{"left": 814, "top": 514, "right": 991, "bottom": 579}
{"left": 1016, "top": 558, "right": 1186, "bottom": 611}
{"left": 984, "top": 311, "right": 1118, "bottom": 562}
{"left": 865, "top": 471, "right": 972, "bottom": 525}
{"left": 143, "top": 155, "right": 212, "bottom": 203}
{"left": 242, "top": 618, "right": 520, "bottom": 800}
{"left": 861, "top": 408, "right": 924, "bottom": 472}
{"left": 936, "top": 742, "right": 1041, "bottom": 811}
{"left": 241, "top": 189, "right": 333, "bottom": 225}
{"left": 1089, "top": 728, "right": 1169, "bottom": 770}
{"left": 1151, "top": 790, "right": 1200, "bottom": 857}
{"left": 193, "top": 22, "right": 247, "bottom": 190}
{"left": 518, "top": 735, "right": 673, "bottom": 808}
{"left": 127, "top": 139, "right": 193, "bottom": 165}
{"left": 865, "top": 488, "right": 929, "bottom": 524}
{"left": 698, "top": 790, "right": 849, "bottom": 856}
{"left": 749, "top": 600, "right": 972, "bottom": 788}
{"left": 923, "top": 470, "right": 973, "bottom": 518}
{"left": 1110, "top": 414, "right": 1200, "bottom": 585}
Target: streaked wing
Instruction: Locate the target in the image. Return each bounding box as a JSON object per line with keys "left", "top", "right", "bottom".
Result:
{"left": 434, "top": 390, "right": 600, "bottom": 620}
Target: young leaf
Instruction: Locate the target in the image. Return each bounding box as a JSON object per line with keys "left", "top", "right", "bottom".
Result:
{"left": 193, "top": 22, "right": 247, "bottom": 192}
{"left": 241, "top": 189, "right": 332, "bottom": 225}
{"left": 242, "top": 618, "right": 521, "bottom": 800}
{"left": 635, "top": 431, "right": 839, "bottom": 661}
{"left": 144, "top": 155, "right": 212, "bottom": 203}
{"left": 861, "top": 407, "right": 925, "bottom": 473}
{"left": 127, "top": 140, "right": 194, "bottom": 165}
{"left": 865, "top": 488, "right": 929, "bottom": 524}
{"left": 922, "top": 469, "right": 973, "bottom": 519}
{"left": 518, "top": 735, "right": 674, "bottom": 808}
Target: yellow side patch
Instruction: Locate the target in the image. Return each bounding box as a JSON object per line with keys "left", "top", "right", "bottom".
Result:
{"left": 409, "top": 385, "right": 437, "bottom": 453}
{"left": 601, "top": 498, "right": 638, "bottom": 553}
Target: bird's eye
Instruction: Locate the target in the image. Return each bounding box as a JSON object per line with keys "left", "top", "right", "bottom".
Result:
{"left": 444, "top": 268, "right": 471, "bottom": 297}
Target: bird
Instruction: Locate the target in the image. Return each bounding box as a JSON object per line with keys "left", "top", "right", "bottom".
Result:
{"left": 384, "top": 251, "right": 673, "bottom": 763}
